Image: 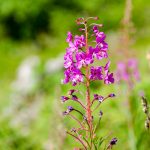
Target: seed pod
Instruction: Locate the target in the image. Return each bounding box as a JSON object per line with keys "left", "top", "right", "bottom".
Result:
{"left": 145, "top": 118, "right": 150, "bottom": 130}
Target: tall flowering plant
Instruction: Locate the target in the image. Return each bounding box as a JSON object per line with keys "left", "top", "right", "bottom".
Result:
{"left": 115, "top": 0, "right": 140, "bottom": 89}
{"left": 61, "top": 17, "right": 117, "bottom": 150}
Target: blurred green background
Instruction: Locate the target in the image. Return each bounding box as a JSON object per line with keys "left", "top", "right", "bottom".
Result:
{"left": 0, "top": 0, "right": 150, "bottom": 149}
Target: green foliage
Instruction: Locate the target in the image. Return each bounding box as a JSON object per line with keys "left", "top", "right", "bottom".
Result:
{"left": 0, "top": 0, "right": 150, "bottom": 149}
{"left": 0, "top": 119, "right": 42, "bottom": 150}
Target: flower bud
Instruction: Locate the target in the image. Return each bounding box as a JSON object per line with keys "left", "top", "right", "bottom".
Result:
{"left": 98, "top": 96, "right": 104, "bottom": 102}
{"left": 76, "top": 18, "right": 84, "bottom": 25}
{"left": 110, "top": 138, "right": 118, "bottom": 145}
{"left": 94, "top": 16, "right": 99, "bottom": 20}
{"left": 71, "top": 128, "right": 76, "bottom": 132}
{"left": 94, "top": 94, "right": 104, "bottom": 102}
{"left": 94, "top": 94, "right": 99, "bottom": 100}
{"left": 62, "top": 106, "right": 74, "bottom": 115}
{"left": 68, "top": 89, "right": 77, "bottom": 95}
{"left": 72, "top": 95, "right": 78, "bottom": 101}
{"left": 67, "top": 106, "right": 74, "bottom": 112}
{"left": 99, "top": 111, "right": 103, "bottom": 118}
{"left": 62, "top": 111, "right": 68, "bottom": 115}
{"left": 79, "top": 28, "right": 85, "bottom": 31}
{"left": 61, "top": 96, "right": 70, "bottom": 102}
{"left": 108, "top": 93, "right": 116, "bottom": 98}
{"left": 98, "top": 24, "right": 103, "bottom": 27}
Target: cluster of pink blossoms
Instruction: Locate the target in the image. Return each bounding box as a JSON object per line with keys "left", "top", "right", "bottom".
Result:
{"left": 116, "top": 58, "right": 140, "bottom": 86}
{"left": 62, "top": 25, "right": 114, "bottom": 86}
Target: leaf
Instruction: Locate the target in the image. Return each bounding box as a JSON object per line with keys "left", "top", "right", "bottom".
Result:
{"left": 93, "top": 142, "right": 98, "bottom": 150}
{"left": 82, "top": 136, "right": 91, "bottom": 149}
{"left": 98, "top": 137, "right": 105, "bottom": 149}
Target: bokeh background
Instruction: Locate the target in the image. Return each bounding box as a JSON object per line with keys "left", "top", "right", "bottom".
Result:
{"left": 0, "top": 0, "right": 150, "bottom": 149}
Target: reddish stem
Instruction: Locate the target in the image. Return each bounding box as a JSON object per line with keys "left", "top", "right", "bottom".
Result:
{"left": 66, "top": 131, "right": 87, "bottom": 150}
{"left": 84, "top": 22, "right": 92, "bottom": 131}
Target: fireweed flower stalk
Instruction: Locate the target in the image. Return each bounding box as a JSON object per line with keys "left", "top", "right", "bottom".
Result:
{"left": 115, "top": 0, "right": 140, "bottom": 89}
{"left": 114, "top": 0, "right": 140, "bottom": 149}
{"left": 61, "top": 17, "right": 117, "bottom": 150}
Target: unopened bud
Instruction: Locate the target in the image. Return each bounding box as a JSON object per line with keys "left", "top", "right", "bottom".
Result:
{"left": 98, "top": 96, "right": 104, "bottom": 103}
{"left": 76, "top": 17, "right": 84, "bottom": 25}
{"left": 94, "top": 16, "right": 99, "bottom": 20}
{"left": 94, "top": 94, "right": 104, "bottom": 102}
{"left": 110, "top": 138, "right": 118, "bottom": 145}
{"left": 72, "top": 95, "right": 78, "bottom": 101}
{"left": 79, "top": 28, "right": 85, "bottom": 31}
{"left": 61, "top": 96, "right": 70, "bottom": 102}
{"left": 68, "top": 89, "right": 76, "bottom": 95}
{"left": 67, "top": 106, "right": 74, "bottom": 112}
{"left": 62, "top": 111, "right": 68, "bottom": 115}
{"left": 108, "top": 93, "right": 115, "bottom": 97}
{"left": 71, "top": 128, "right": 76, "bottom": 132}
{"left": 99, "top": 111, "right": 103, "bottom": 118}
{"left": 98, "top": 24, "right": 103, "bottom": 27}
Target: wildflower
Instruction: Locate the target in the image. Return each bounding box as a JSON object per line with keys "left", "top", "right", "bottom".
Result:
{"left": 104, "top": 72, "right": 114, "bottom": 84}
{"left": 128, "top": 58, "right": 140, "bottom": 81}
{"left": 61, "top": 17, "right": 116, "bottom": 149}
{"left": 72, "top": 95, "right": 78, "bottom": 101}
{"left": 75, "top": 52, "right": 86, "bottom": 69}
{"left": 68, "top": 89, "right": 78, "bottom": 95}
{"left": 95, "top": 31, "right": 106, "bottom": 44}
{"left": 106, "top": 138, "right": 118, "bottom": 150}
{"left": 64, "top": 52, "right": 73, "bottom": 69}
{"left": 115, "top": 58, "right": 140, "bottom": 86}
{"left": 70, "top": 69, "right": 84, "bottom": 86}
{"left": 63, "top": 67, "right": 83, "bottom": 86}
{"left": 110, "top": 138, "right": 118, "bottom": 145}
{"left": 116, "top": 62, "right": 128, "bottom": 81}
{"left": 76, "top": 51, "right": 94, "bottom": 69}
{"left": 61, "top": 96, "right": 70, "bottom": 102}
{"left": 90, "top": 66, "right": 103, "bottom": 80}
{"left": 63, "top": 106, "right": 74, "bottom": 115}
{"left": 93, "top": 26, "right": 99, "bottom": 33}
{"left": 104, "top": 61, "right": 114, "bottom": 84}
{"left": 85, "top": 53, "right": 94, "bottom": 65}
{"left": 68, "top": 106, "right": 74, "bottom": 112}
{"left": 108, "top": 93, "right": 116, "bottom": 98}
{"left": 74, "top": 35, "right": 85, "bottom": 48}
{"left": 94, "top": 45, "right": 108, "bottom": 60}
{"left": 94, "top": 94, "right": 104, "bottom": 102}
{"left": 66, "top": 41, "right": 78, "bottom": 53}
{"left": 66, "top": 32, "right": 73, "bottom": 43}
{"left": 71, "top": 128, "right": 77, "bottom": 132}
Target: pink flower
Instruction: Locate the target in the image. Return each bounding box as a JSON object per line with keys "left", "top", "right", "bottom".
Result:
{"left": 115, "top": 58, "right": 140, "bottom": 85}
{"left": 63, "top": 23, "right": 114, "bottom": 86}
{"left": 66, "top": 31, "right": 73, "bottom": 43}
{"left": 74, "top": 35, "right": 85, "bottom": 48}
{"left": 64, "top": 52, "right": 73, "bottom": 68}
{"left": 90, "top": 66, "right": 103, "bottom": 80}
